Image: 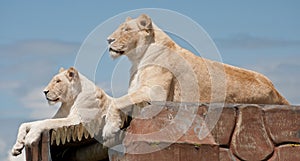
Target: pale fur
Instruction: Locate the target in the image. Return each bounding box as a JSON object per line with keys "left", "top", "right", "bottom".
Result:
{"left": 11, "top": 67, "right": 111, "bottom": 157}
{"left": 103, "top": 14, "right": 289, "bottom": 139}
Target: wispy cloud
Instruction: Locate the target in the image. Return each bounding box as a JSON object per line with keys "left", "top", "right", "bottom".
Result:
{"left": 0, "top": 39, "right": 80, "bottom": 82}
{"left": 6, "top": 152, "right": 25, "bottom": 161}
{"left": 0, "top": 137, "right": 6, "bottom": 157}
{"left": 0, "top": 39, "right": 80, "bottom": 57}
{"left": 215, "top": 33, "right": 300, "bottom": 50}
{"left": 214, "top": 33, "right": 300, "bottom": 105}
{"left": 0, "top": 136, "right": 25, "bottom": 161}
{"left": 246, "top": 58, "right": 300, "bottom": 105}
{"left": 0, "top": 39, "right": 78, "bottom": 119}
{"left": 0, "top": 39, "right": 79, "bottom": 80}
{"left": 20, "top": 87, "right": 59, "bottom": 119}
{"left": 0, "top": 81, "right": 20, "bottom": 90}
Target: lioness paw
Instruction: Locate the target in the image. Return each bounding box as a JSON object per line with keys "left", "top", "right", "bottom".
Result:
{"left": 103, "top": 103, "right": 123, "bottom": 139}
{"left": 102, "top": 121, "right": 120, "bottom": 140}
{"left": 11, "top": 142, "right": 24, "bottom": 156}
{"left": 24, "top": 130, "right": 42, "bottom": 146}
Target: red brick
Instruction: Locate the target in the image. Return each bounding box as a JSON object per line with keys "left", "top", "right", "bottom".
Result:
{"left": 211, "top": 106, "right": 236, "bottom": 145}
{"left": 263, "top": 105, "right": 300, "bottom": 144}
{"left": 269, "top": 144, "right": 300, "bottom": 161}
{"left": 219, "top": 148, "right": 240, "bottom": 161}
{"left": 124, "top": 105, "right": 216, "bottom": 152}
{"left": 230, "top": 105, "right": 274, "bottom": 160}
{"left": 111, "top": 143, "right": 219, "bottom": 161}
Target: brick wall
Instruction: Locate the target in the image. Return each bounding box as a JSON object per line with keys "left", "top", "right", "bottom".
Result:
{"left": 111, "top": 103, "right": 300, "bottom": 161}
{"left": 25, "top": 103, "right": 300, "bottom": 161}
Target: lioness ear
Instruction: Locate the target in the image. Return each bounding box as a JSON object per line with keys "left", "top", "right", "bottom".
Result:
{"left": 66, "top": 67, "right": 79, "bottom": 81}
{"left": 126, "top": 16, "right": 132, "bottom": 22}
{"left": 59, "top": 67, "right": 65, "bottom": 73}
{"left": 137, "top": 14, "right": 152, "bottom": 32}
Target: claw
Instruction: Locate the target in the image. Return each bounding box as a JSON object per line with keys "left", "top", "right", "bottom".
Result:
{"left": 102, "top": 122, "right": 120, "bottom": 140}
{"left": 11, "top": 149, "right": 22, "bottom": 156}
{"left": 11, "top": 143, "right": 24, "bottom": 156}
{"left": 24, "top": 131, "right": 41, "bottom": 147}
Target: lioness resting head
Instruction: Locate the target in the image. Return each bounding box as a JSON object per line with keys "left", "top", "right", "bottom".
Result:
{"left": 103, "top": 14, "right": 289, "bottom": 139}
{"left": 12, "top": 67, "right": 122, "bottom": 159}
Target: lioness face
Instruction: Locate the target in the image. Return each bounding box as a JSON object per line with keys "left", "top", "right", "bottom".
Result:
{"left": 43, "top": 67, "right": 81, "bottom": 105}
{"left": 107, "top": 14, "right": 153, "bottom": 59}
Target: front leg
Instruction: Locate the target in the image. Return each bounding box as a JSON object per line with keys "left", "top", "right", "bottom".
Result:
{"left": 24, "top": 124, "right": 45, "bottom": 146}
{"left": 102, "top": 87, "right": 151, "bottom": 140}
{"left": 25, "top": 117, "right": 79, "bottom": 146}
{"left": 12, "top": 117, "right": 79, "bottom": 156}
{"left": 12, "top": 122, "right": 33, "bottom": 156}
{"left": 102, "top": 102, "right": 122, "bottom": 140}
{"left": 102, "top": 67, "right": 173, "bottom": 141}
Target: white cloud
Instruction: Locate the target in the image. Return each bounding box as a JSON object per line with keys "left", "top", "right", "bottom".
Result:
{"left": 0, "top": 137, "right": 25, "bottom": 161}
{"left": 0, "top": 81, "right": 20, "bottom": 90}
{"left": 0, "top": 39, "right": 79, "bottom": 57}
{"left": 0, "top": 138, "right": 6, "bottom": 156}
{"left": 0, "top": 39, "right": 79, "bottom": 119}
{"left": 6, "top": 152, "right": 25, "bottom": 161}
{"left": 246, "top": 59, "right": 300, "bottom": 105}
{"left": 216, "top": 33, "right": 300, "bottom": 50}
{"left": 21, "top": 87, "right": 59, "bottom": 119}
{"left": 0, "top": 40, "right": 77, "bottom": 91}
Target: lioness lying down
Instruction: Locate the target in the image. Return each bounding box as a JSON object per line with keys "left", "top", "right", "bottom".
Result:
{"left": 103, "top": 14, "right": 289, "bottom": 139}
{"left": 12, "top": 67, "right": 122, "bottom": 159}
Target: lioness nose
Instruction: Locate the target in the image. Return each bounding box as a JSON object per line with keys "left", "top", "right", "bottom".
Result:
{"left": 43, "top": 90, "right": 49, "bottom": 95}
{"left": 107, "top": 38, "right": 115, "bottom": 44}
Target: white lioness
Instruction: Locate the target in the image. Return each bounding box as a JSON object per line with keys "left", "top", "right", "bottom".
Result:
{"left": 103, "top": 14, "right": 289, "bottom": 139}
{"left": 11, "top": 67, "right": 115, "bottom": 158}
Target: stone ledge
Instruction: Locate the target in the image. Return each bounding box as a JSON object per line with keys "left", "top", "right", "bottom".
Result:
{"left": 25, "top": 103, "right": 300, "bottom": 161}
{"left": 112, "top": 103, "right": 300, "bottom": 161}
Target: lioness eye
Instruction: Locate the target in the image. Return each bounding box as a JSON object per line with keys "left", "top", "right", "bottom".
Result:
{"left": 56, "top": 79, "right": 61, "bottom": 83}
{"left": 124, "top": 27, "right": 131, "bottom": 32}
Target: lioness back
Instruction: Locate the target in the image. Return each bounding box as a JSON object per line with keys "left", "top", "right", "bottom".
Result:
{"left": 174, "top": 47, "right": 289, "bottom": 105}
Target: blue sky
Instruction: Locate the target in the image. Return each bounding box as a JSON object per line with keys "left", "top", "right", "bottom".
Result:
{"left": 1, "top": 1, "right": 300, "bottom": 160}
